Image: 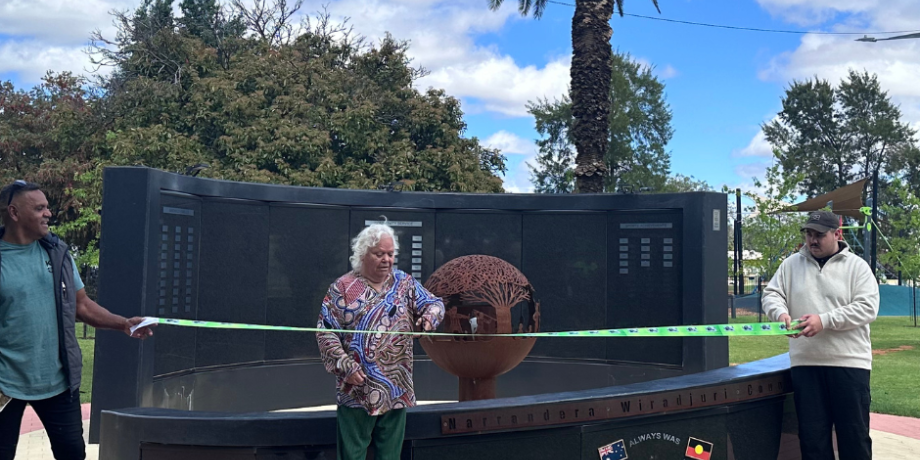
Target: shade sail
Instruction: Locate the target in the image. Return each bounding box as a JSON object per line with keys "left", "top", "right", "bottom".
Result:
{"left": 779, "top": 178, "right": 868, "bottom": 219}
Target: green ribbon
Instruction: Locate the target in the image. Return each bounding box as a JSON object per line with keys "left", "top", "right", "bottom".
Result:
{"left": 133, "top": 317, "right": 796, "bottom": 338}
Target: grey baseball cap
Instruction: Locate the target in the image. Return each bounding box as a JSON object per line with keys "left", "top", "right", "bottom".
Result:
{"left": 801, "top": 211, "right": 840, "bottom": 233}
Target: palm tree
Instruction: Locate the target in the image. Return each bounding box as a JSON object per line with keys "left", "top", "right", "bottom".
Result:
{"left": 488, "top": 0, "right": 660, "bottom": 193}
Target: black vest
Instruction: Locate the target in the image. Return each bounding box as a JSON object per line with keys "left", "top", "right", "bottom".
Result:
{"left": 0, "top": 228, "right": 82, "bottom": 394}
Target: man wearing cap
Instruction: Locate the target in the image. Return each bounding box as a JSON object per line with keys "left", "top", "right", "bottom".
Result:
{"left": 0, "top": 180, "right": 154, "bottom": 460}
{"left": 762, "top": 210, "right": 879, "bottom": 460}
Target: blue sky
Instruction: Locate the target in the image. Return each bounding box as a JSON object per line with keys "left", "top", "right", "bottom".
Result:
{"left": 2, "top": 0, "right": 919, "bottom": 193}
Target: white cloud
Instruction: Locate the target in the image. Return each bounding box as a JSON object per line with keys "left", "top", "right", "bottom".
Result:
{"left": 2, "top": 0, "right": 571, "bottom": 120}
{"left": 422, "top": 55, "right": 570, "bottom": 117}
{"left": 723, "top": 161, "right": 775, "bottom": 200}
{"left": 483, "top": 130, "right": 533, "bottom": 155}
{"left": 330, "top": 0, "right": 570, "bottom": 117}
{"left": 0, "top": 40, "right": 99, "bottom": 82}
{"left": 756, "top": 0, "right": 877, "bottom": 26}
{"left": 0, "top": 0, "right": 133, "bottom": 44}
{"left": 733, "top": 131, "right": 773, "bottom": 158}
{"left": 750, "top": 0, "right": 920, "bottom": 190}
{"left": 482, "top": 130, "right": 538, "bottom": 193}
{"left": 735, "top": 162, "right": 771, "bottom": 181}
{"left": 757, "top": 0, "right": 920, "bottom": 109}
{"left": 658, "top": 64, "right": 679, "bottom": 80}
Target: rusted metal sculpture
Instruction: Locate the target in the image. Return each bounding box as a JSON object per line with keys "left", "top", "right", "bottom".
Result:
{"left": 421, "top": 255, "right": 540, "bottom": 401}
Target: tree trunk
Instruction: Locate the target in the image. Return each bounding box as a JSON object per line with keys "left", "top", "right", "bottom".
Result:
{"left": 570, "top": 0, "right": 613, "bottom": 194}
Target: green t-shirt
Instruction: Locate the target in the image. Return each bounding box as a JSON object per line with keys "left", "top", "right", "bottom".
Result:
{"left": 0, "top": 240, "right": 84, "bottom": 400}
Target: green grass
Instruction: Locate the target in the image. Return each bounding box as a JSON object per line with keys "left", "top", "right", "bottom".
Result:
{"left": 76, "top": 323, "right": 96, "bottom": 403}
{"left": 729, "top": 315, "right": 920, "bottom": 418}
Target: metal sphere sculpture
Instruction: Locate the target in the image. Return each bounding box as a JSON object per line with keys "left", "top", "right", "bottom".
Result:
{"left": 421, "top": 255, "right": 540, "bottom": 401}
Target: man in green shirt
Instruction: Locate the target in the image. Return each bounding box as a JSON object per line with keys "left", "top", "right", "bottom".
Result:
{"left": 0, "top": 181, "right": 155, "bottom": 460}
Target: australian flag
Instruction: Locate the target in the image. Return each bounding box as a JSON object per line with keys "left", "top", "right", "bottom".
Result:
{"left": 598, "top": 439, "right": 628, "bottom": 460}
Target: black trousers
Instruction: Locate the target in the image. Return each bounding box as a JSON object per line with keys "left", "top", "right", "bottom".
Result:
{"left": 791, "top": 366, "right": 871, "bottom": 460}
{"left": 0, "top": 389, "right": 85, "bottom": 460}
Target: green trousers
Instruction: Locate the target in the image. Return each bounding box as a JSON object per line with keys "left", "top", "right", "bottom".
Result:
{"left": 336, "top": 405, "right": 407, "bottom": 460}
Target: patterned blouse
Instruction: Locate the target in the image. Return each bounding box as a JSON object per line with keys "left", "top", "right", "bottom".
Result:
{"left": 316, "top": 269, "right": 444, "bottom": 415}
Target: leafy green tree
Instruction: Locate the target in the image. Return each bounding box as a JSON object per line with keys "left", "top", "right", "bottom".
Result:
{"left": 489, "top": 0, "right": 660, "bottom": 193}
{"left": 528, "top": 96, "right": 574, "bottom": 193}
{"left": 527, "top": 52, "right": 674, "bottom": 193}
{"left": 3, "top": 3, "right": 507, "bottom": 263}
{"left": 660, "top": 174, "right": 713, "bottom": 193}
{"left": 888, "top": 141, "right": 920, "bottom": 196}
{"left": 0, "top": 72, "right": 103, "bottom": 260}
{"left": 180, "top": 0, "right": 246, "bottom": 67}
{"left": 742, "top": 164, "right": 807, "bottom": 281}
{"left": 880, "top": 179, "right": 920, "bottom": 284}
{"left": 100, "top": 26, "right": 505, "bottom": 191}
{"left": 763, "top": 70, "right": 916, "bottom": 198}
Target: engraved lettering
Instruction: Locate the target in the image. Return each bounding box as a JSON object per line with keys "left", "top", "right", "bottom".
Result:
{"left": 620, "top": 401, "right": 631, "bottom": 413}
{"left": 543, "top": 410, "right": 550, "bottom": 421}
{"left": 588, "top": 408, "right": 595, "bottom": 417}
{"left": 748, "top": 385, "right": 753, "bottom": 396}
{"left": 575, "top": 409, "right": 580, "bottom": 418}
{"left": 466, "top": 419, "right": 472, "bottom": 429}
{"left": 559, "top": 411, "right": 565, "bottom": 420}
{"left": 511, "top": 415, "right": 518, "bottom": 425}
{"left": 448, "top": 418, "right": 456, "bottom": 430}
{"left": 527, "top": 414, "right": 534, "bottom": 423}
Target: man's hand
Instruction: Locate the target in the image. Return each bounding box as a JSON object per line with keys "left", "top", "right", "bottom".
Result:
{"left": 792, "top": 314, "right": 824, "bottom": 338}
{"left": 345, "top": 368, "right": 366, "bottom": 386}
{"left": 124, "top": 317, "right": 155, "bottom": 339}
{"left": 778, "top": 313, "right": 797, "bottom": 338}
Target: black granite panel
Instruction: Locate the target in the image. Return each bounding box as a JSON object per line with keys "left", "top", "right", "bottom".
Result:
{"left": 153, "top": 193, "right": 202, "bottom": 376}
{"left": 581, "top": 411, "right": 729, "bottom": 460}
{"left": 726, "top": 399, "right": 786, "bottom": 460}
{"left": 433, "top": 211, "right": 523, "bottom": 269}
{"left": 348, "top": 209, "right": 436, "bottom": 282}
{"left": 522, "top": 212, "right": 607, "bottom": 359}
{"left": 411, "top": 428, "right": 582, "bottom": 460}
{"left": 606, "top": 211, "right": 684, "bottom": 366}
{"left": 91, "top": 167, "right": 153, "bottom": 443}
{"left": 196, "top": 199, "right": 269, "bottom": 367}
{"left": 265, "top": 204, "right": 351, "bottom": 361}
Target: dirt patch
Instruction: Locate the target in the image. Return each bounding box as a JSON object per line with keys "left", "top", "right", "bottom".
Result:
{"left": 872, "top": 345, "right": 914, "bottom": 356}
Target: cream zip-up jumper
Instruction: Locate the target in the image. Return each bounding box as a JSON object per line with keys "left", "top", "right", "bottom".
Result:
{"left": 762, "top": 242, "right": 879, "bottom": 370}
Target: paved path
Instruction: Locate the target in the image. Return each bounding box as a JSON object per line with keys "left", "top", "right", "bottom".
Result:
{"left": 13, "top": 404, "right": 920, "bottom": 459}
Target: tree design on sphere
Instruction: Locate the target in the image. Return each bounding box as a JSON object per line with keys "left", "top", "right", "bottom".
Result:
{"left": 424, "top": 255, "right": 540, "bottom": 335}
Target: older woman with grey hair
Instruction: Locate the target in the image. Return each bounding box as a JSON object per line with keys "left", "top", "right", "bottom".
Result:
{"left": 316, "top": 223, "right": 444, "bottom": 460}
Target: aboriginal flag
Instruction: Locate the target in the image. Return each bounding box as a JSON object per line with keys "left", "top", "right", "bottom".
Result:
{"left": 685, "top": 437, "right": 713, "bottom": 460}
